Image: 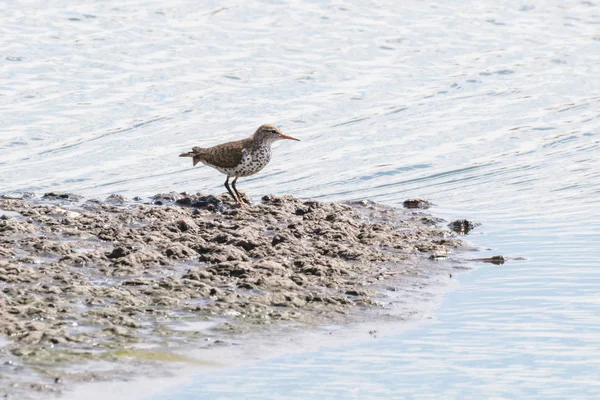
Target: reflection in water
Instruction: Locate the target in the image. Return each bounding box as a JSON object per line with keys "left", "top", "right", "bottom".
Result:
{"left": 2, "top": 0, "right": 600, "bottom": 398}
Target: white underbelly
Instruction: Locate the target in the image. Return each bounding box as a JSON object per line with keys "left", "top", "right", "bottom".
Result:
{"left": 207, "top": 148, "right": 271, "bottom": 177}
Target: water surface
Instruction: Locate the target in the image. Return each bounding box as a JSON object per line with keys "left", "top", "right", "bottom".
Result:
{"left": 2, "top": 0, "right": 600, "bottom": 398}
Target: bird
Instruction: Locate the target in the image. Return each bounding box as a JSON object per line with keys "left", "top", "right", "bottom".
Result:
{"left": 179, "top": 124, "right": 300, "bottom": 205}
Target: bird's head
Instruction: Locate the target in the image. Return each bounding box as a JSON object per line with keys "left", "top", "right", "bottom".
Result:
{"left": 254, "top": 124, "right": 300, "bottom": 144}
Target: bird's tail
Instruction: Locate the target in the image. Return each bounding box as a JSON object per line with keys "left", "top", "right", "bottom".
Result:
{"left": 179, "top": 149, "right": 204, "bottom": 167}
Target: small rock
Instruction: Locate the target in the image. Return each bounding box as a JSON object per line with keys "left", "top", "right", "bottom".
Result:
{"left": 175, "top": 197, "right": 192, "bottom": 207}
{"left": 153, "top": 192, "right": 182, "bottom": 202}
{"left": 106, "top": 194, "right": 126, "bottom": 204}
{"left": 449, "top": 219, "right": 478, "bottom": 234}
{"left": 234, "top": 239, "right": 257, "bottom": 251}
{"left": 42, "top": 192, "right": 82, "bottom": 201}
{"left": 191, "top": 195, "right": 222, "bottom": 210}
{"left": 271, "top": 235, "right": 287, "bottom": 246}
{"left": 107, "top": 247, "right": 130, "bottom": 259}
{"left": 295, "top": 208, "right": 311, "bottom": 216}
{"left": 403, "top": 198, "right": 432, "bottom": 209}
{"left": 176, "top": 219, "right": 198, "bottom": 232}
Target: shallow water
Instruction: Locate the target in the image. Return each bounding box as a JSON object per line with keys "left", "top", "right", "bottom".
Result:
{"left": 2, "top": 0, "right": 600, "bottom": 398}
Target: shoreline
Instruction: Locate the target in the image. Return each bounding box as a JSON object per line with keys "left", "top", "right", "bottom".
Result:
{"left": 0, "top": 191, "right": 471, "bottom": 398}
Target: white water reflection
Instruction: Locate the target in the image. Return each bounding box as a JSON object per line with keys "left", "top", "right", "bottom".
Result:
{"left": 2, "top": 0, "right": 600, "bottom": 398}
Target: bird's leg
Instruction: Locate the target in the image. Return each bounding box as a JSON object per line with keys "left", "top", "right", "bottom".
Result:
{"left": 224, "top": 176, "right": 239, "bottom": 204}
{"left": 231, "top": 176, "right": 248, "bottom": 206}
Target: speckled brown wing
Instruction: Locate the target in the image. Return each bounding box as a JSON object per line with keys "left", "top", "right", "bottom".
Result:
{"left": 200, "top": 139, "right": 249, "bottom": 169}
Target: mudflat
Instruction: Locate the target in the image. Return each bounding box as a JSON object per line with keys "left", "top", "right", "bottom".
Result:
{"left": 0, "top": 192, "right": 466, "bottom": 397}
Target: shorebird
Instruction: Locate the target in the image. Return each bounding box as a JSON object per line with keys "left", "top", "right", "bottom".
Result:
{"left": 179, "top": 124, "right": 299, "bottom": 205}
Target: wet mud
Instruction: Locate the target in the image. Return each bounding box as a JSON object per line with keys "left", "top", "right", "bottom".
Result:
{"left": 0, "top": 192, "right": 468, "bottom": 398}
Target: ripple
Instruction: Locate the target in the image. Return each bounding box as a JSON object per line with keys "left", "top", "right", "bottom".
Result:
{"left": 3, "top": 0, "right": 600, "bottom": 398}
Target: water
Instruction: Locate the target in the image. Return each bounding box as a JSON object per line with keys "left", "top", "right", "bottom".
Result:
{"left": 2, "top": 0, "right": 600, "bottom": 398}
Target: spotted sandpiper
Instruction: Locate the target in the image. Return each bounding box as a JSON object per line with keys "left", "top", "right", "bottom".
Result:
{"left": 179, "top": 124, "right": 300, "bottom": 205}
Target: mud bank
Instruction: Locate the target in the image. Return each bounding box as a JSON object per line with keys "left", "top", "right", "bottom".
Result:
{"left": 0, "top": 192, "right": 467, "bottom": 398}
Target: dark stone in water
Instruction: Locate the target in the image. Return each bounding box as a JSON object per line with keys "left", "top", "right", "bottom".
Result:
{"left": 153, "top": 192, "right": 182, "bottom": 202}
{"left": 42, "top": 192, "right": 82, "bottom": 201}
{"left": 449, "top": 219, "right": 478, "bottom": 234}
{"left": 175, "top": 197, "right": 192, "bottom": 207}
{"left": 478, "top": 255, "right": 505, "bottom": 265}
{"left": 403, "top": 198, "right": 432, "bottom": 209}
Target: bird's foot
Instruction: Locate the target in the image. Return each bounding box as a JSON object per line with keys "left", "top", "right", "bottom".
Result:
{"left": 237, "top": 198, "right": 250, "bottom": 207}
{"left": 235, "top": 192, "right": 251, "bottom": 207}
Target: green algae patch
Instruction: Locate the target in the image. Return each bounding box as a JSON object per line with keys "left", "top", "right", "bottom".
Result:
{"left": 108, "top": 349, "right": 220, "bottom": 366}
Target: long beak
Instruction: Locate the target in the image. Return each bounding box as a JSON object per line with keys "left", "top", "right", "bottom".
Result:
{"left": 279, "top": 133, "right": 300, "bottom": 141}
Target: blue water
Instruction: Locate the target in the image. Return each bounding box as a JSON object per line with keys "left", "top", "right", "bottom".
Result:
{"left": 2, "top": 0, "right": 600, "bottom": 398}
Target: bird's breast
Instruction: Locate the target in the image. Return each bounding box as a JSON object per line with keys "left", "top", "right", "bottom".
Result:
{"left": 236, "top": 147, "right": 272, "bottom": 176}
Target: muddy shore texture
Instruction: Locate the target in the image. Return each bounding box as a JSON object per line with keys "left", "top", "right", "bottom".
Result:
{"left": 0, "top": 192, "right": 466, "bottom": 398}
